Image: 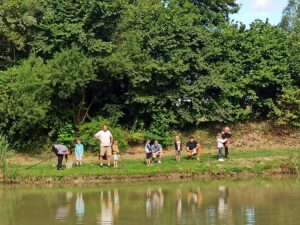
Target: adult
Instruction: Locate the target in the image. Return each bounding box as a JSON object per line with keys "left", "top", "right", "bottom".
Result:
{"left": 151, "top": 140, "right": 163, "bottom": 164}
{"left": 186, "top": 136, "right": 201, "bottom": 160}
{"left": 52, "top": 144, "right": 70, "bottom": 170}
{"left": 222, "top": 127, "right": 232, "bottom": 158}
{"left": 94, "top": 124, "right": 113, "bottom": 167}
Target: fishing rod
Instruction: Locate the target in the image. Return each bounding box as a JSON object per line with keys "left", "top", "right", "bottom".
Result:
{"left": 25, "top": 156, "right": 53, "bottom": 170}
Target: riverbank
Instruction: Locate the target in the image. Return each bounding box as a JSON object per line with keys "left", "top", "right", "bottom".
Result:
{"left": 1, "top": 147, "right": 299, "bottom": 183}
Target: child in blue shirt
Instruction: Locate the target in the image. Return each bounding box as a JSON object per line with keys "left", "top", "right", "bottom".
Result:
{"left": 75, "top": 139, "right": 84, "bottom": 166}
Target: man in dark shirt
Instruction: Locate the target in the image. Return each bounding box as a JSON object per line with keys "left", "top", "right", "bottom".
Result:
{"left": 221, "top": 127, "right": 232, "bottom": 158}
{"left": 186, "top": 136, "right": 201, "bottom": 161}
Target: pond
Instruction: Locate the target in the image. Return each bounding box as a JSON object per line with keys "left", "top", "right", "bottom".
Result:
{"left": 0, "top": 177, "right": 299, "bottom": 225}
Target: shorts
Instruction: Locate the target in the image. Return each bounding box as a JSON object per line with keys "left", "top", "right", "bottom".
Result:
{"left": 146, "top": 152, "right": 152, "bottom": 159}
{"left": 152, "top": 151, "right": 161, "bottom": 158}
{"left": 75, "top": 152, "right": 83, "bottom": 161}
{"left": 175, "top": 150, "right": 181, "bottom": 155}
{"left": 100, "top": 146, "right": 112, "bottom": 157}
{"left": 113, "top": 154, "right": 119, "bottom": 161}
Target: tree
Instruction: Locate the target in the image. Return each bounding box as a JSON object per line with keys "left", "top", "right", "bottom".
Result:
{"left": 280, "top": 0, "right": 300, "bottom": 30}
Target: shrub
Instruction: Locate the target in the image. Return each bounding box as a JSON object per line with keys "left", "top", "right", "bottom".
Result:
{"left": 57, "top": 124, "right": 75, "bottom": 147}
{"left": 274, "top": 88, "right": 300, "bottom": 127}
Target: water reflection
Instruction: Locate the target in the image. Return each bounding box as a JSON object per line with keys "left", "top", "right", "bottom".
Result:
{"left": 146, "top": 187, "right": 164, "bottom": 217}
{"left": 1, "top": 179, "right": 299, "bottom": 225}
{"left": 97, "top": 190, "right": 120, "bottom": 225}
{"left": 55, "top": 192, "right": 73, "bottom": 222}
{"left": 75, "top": 193, "right": 85, "bottom": 224}
{"left": 176, "top": 188, "right": 182, "bottom": 220}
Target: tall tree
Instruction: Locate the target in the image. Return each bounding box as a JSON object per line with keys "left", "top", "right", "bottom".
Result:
{"left": 280, "top": 0, "right": 300, "bottom": 30}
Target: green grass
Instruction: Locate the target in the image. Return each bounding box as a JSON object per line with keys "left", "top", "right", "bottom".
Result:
{"left": 8, "top": 148, "right": 299, "bottom": 180}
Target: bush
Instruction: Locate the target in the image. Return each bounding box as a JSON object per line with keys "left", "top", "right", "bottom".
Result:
{"left": 145, "top": 113, "right": 173, "bottom": 146}
{"left": 78, "top": 117, "right": 128, "bottom": 153}
{"left": 274, "top": 88, "right": 300, "bottom": 127}
{"left": 0, "top": 134, "right": 15, "bottom": 179}
{"left": 57, "top": 124, "right": 75, "bottom": 147}
{"left": 128, "top": 131, "right": 145, "bottom": 145}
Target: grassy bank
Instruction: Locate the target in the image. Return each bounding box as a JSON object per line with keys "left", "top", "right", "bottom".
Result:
{"left": 2, "top": 148, "right": 299, "bottom": 183}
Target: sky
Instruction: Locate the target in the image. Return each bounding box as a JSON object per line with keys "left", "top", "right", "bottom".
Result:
{"left": 231, "top": 0, "right": 289, "bottom": 26}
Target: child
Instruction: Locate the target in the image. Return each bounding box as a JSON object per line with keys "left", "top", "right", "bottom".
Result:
{"left": 145, "top": 139, "right": 152, "bottom": 166}
{"left": 112, "top": 140, "right": 120, "bottom": 168}
{"left": 75, "top": 139, "right": 84, "bottom": 166}
{"left": 174, "top": 136, "right": 182, "bottom": 162}
{"left": 217, "top": 133, "right": 227, "bottom": 162}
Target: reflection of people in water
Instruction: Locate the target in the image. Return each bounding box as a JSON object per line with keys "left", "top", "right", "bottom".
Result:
{"left": 55, "top": 192, "right": 73, "bottom": 221}
{"left": 146, "top": 188, "right": 164, "bottom": 217}
{"left": 187, "top": 188, "right": 203, "bottom": 210}
{"left": 218, "top": 186, "right": 229, "bottom": 218}
{"left": 98, "top": 190, "right": 120, "bottom": 225}
{"left": 176, "top": 189, "right": 182, "bottom": 220}
{"left": 76, "top": 193, "right": 85, "bottom": 221}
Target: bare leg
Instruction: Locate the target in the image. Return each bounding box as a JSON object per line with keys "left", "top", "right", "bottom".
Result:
{"left": 196, "top": 145, "right": 201, "bottom": 161}
{"left": 107, "top": 156, "right": 111, "bottom": 166}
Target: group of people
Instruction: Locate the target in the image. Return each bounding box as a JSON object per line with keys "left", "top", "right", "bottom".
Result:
{"left": 52, "top": 124, "right": 232, "bottom": 170}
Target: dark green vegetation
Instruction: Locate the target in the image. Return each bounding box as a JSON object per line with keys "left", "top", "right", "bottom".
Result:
{"left": 0, "top": 0, "right": 299, "bottom": 151}
{"left": 4, "top": 148, "right": 299, "bottom": 182}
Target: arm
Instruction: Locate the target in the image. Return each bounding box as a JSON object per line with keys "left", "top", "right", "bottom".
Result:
{"left": 110, "top": 132, "right": 113, "bottom": 146}
{"left": 94, "top": 131, "right": 100, "bottom": 140}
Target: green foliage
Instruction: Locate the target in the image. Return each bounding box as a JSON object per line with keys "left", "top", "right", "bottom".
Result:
{"left": 0, "top": 0, "right": 299, "bottom": 152}
{"left": 56, "top": 124, "right": 75, "bottom": 147}
{"left": 78, "top": 117, "right": 128, "bottom": 153}
{"left": 275, "top": 88, "right": 300, "bottom": 127}
{"left": 0, "top": 134, "right": 9, "bottom": 178}
{"left": 280, "top": 0, "right": 300, "bottom": 31}
{"left": 0, "top": 133, "right": 16, "bottom": 180}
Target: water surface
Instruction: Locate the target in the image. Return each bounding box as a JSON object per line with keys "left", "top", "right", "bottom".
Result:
{"left": 0, "top": 178, "right": 299, "bottom": 225}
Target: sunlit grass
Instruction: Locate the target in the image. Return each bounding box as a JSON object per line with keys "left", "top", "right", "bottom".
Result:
{"left": 10, "top": 148, "right": 299, "bottom": 179}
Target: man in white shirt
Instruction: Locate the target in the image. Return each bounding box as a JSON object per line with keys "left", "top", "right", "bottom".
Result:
{"left": 94, "top": 125, "right": 113, "bottom": 167}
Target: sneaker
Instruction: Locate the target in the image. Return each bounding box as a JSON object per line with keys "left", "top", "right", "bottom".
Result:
{"left": 107, "top": 164, "right": 111, "bottom": 167}
{"left": 197, "top": 158, "right": 200, "bottom": 161}
{"left": 158, "top": 160, "right": 161, "bottom": 164}
{"left": 218, "top": 158, "right": 224, "bottom": 162}
{"left": 100, "top": 164, "right": 103, "bottom": 167}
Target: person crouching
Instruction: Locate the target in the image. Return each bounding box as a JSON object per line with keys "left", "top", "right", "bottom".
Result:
{"left": 52, "top": 144, "right": 71, "bottom": 170}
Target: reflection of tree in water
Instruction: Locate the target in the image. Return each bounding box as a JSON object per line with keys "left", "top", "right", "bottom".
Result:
{"left": 146, "top": 187, "right": 164, "bottom": 217}
{"left": 98, "top": 189, "right": 120, "bottom": 225}
{"left": 55, "top": 192, "right": 73, "bottom": 222}
{"left": 75, "top": 192, "right": 85, "bottom": 222}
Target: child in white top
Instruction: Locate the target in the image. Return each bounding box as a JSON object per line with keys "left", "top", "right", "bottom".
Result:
{"left": 217, "top": 133, "right": 227, "bottom": 161}
{"left": 174, "top": 136, "right": 182, "bottom": 162}
{"left": 112, "top": 140, "right": 119, "bottom": 168}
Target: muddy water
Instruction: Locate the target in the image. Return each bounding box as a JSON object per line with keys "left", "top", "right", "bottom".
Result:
{"left": 0, "top": 178, "right": 299, "bottom": 225}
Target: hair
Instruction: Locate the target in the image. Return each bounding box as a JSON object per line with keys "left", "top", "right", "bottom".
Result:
{"left": 189, "top": 136, "right": 194, "bottom": 139}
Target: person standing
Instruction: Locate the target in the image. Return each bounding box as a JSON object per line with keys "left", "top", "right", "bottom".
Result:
{"left": 222, "top": 127, "right": 232, "bottom": 158}
{"left": 216, "top": 133, "right": 227, "bottom": 162}
{"left": 94, "top": 125, "right": 113, "bottom": 167}
{"left": 174, "top": 136, "right": 182, "bottom": 162}
{"left": 145, "top": 139, "right": 152, "bottom": 166}
{"left": 52, "top": 144, "right": 70, "bottom": 170}
{"left": 186, "top": 136, "right": 201, "bottom": 161}
{"left": 75, "top": 139, "right": 84, "bottom": 166}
